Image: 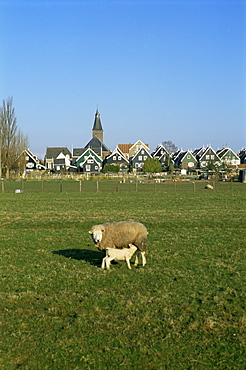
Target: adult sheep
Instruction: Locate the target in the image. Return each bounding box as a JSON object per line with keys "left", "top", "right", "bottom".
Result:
{"left": 89, "top": 221, "right": 148, "bottom": 267}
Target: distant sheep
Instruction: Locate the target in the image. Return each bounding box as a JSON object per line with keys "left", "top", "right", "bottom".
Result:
{"left": 101, "top": 245, "right": 138, "bottom": 270}
{"left": 205, "top": 184, "right": 213, "bottom": 190}
{"left": 89, "top": 221, "right": 148, "bottom": 267}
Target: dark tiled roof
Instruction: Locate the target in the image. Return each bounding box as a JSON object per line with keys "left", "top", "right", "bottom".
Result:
{"left": 73, "top": 148, "right": 86, "bottom": 157}
{"left": 92, "top": 109, "right": 103, "bottom": 131}
{"left": 85, "top": 137, "right": 110, "bottom": 152}
{"left": 46, "top": 147, "right": 71, "bottom": 159}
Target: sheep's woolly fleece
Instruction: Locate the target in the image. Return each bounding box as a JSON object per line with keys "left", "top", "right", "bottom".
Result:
{"left": 89, "top": 221, "right": 148, "bottom": 251}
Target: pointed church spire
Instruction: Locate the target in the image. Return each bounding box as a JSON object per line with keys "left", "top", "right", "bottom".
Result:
{"left": 92, "top": 109, "right": 103, "bottom": 142}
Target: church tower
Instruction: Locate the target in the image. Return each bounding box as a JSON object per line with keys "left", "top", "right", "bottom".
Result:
{"left": 92, "top": 109, "right": 103, "bottom": 142}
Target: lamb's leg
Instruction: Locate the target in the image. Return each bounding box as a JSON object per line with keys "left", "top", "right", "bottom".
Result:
{"left": 101, "top": 257, "right": 106, "bottom": 269}
{"left": 126, "top": 258, "right": 132, "bottom": 269}
{"left": 106, "top": 257, "right": 114, "bottom": 270}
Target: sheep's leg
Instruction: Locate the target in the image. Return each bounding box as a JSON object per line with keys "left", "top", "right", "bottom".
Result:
{"left": 134, "top": 251, "right": 139, "bottom": 267}
{"left": 101, "top": 257, "right": 107, "bottom": 269}
{"left": 141, "top": 251, "right": 146, "bottom": 266}
{"left": 134, "top": 251, "right": 146, "bottom": 267}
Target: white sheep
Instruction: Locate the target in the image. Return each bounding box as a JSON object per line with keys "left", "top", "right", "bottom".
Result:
{"left": 101, "top": 245, "right": 138, "bottom": 270}
{"left": 205, "top": 184, "right": 213, "bottom": 190}
{"left": 89, "top": 221, "right": 148, "bottom": 267}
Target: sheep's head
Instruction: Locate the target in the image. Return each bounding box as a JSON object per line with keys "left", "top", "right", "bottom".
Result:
{"left": 89, "top": 225, "right": 105, "bottom": 247}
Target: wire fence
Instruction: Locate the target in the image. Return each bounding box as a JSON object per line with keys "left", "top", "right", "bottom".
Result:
{"left": 0, "top": 178, "right": 245, "bottom": 194}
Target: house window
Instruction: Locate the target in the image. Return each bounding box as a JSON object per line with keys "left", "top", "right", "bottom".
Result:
{"left": 95, "top": 166, "right": 98, "bottom": 170}
{"left": 88, "top": 159, "right": 94, "bottom": 163}
{"left": 206, "top": 155, "right": 210, "bottom": 160}
{"left": 141, "top": 150, "right": 144, "bottom": 154}
{"left": 139, "top": 156, "right": 142, "bottom": 160}
{"left": 86, "top": 165, "right": 91, "bottom": 171}
{"left": 27, "top": 162, "right": 34, "bottom": 169}
{"left": 187, "top": 155, "right": 190, "bottom": 159}
{"left": 113, "top": 156, "right": 116, "bottom": 160}
{"left": 56, "top": 166, "right": 60, "bottom": 171}
{"left": 211, "top": 155, "right": 214, "bottom": 160}
{"left": 48, "top": 162, "right": 52, "bottom": 169}
{"left": 118, "top": 156, "right": 121, "bottom": 160}
{"left": 144, "top": 156, "right": 147, "bottom": 160}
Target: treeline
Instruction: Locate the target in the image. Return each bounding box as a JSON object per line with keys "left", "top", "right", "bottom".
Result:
{"left": 0, "top": 97, "right": 29, "bottom": 178}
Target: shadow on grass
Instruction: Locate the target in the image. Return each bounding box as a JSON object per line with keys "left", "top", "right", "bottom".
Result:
{"left": 52, "top": 248, "right": 104, "bottom": 267}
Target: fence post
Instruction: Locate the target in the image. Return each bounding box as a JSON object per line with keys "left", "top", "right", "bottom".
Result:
{"left": 79, "top": 180, "right": 82, "bottom": 192}
{"left": 116, "top": 181, "right": 118, "bottom": 192}
{"left": 135, "top": 180, "right": 138, "bottom": 192}
{"left": 60, "top": 180, "right": 63, "bottom": 193}
{"left": 97, "top": 180, "right": 99, "bottom": 193}
{"left": 1, "top": 179, "right": 4, "bottom": 193}
{"left": 193, "top": 181, "right": 196, "bottom": 192}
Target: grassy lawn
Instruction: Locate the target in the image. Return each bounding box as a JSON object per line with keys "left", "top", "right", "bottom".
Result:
{"left": 0, "top": 183, "right": 245, "bottom": 369}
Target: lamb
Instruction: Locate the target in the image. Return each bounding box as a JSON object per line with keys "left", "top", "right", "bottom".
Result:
{"left": 89, "top": 221, "right": 148, "bottom": 267}
{"left": 205, "top": 184, "right": 213, "bottom": 190}
{"left": 101, "top": 245, "right": 138, "bottom": 270}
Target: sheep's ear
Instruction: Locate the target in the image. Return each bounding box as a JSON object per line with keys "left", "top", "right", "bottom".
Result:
{"left": 89, "top": 230, "right": 93, "bottom": 234}
{"left": 101, "top": 228, "right": 105, "bottom": 232}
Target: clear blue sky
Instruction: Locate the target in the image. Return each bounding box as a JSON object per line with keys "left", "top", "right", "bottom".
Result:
{"left": 1, "top": 0, "right": 245, "bottom": 158}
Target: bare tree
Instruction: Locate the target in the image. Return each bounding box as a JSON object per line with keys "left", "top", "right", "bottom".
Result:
{"left": 0, "top": 97, "right": 29, "bottom": 178}
{"left": 162, "top": 140, "right": 178, "bottom": 154}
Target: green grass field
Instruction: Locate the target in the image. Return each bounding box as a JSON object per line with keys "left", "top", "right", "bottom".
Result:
{"left": 0, "top": 182, "right": 245, "bottom": 369}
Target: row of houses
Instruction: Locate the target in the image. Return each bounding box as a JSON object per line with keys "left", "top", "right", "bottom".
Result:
{"left": 18, "top": 109, "right": 246, "bottom": 174}
{"left": 23, "top": 141, "right": 245, "bottom": 175}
